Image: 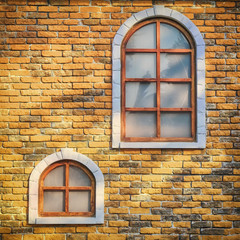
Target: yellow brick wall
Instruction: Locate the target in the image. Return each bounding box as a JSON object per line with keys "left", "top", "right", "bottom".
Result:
{"left": 0, "top": 0, "right": 240, "bottom": 239}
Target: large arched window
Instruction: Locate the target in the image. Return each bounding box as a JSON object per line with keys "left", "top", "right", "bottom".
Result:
{"left": 122, "top": 18, "right": 195, "bottom": 142}
{"left": 112, "top": 6, "right": 206, "bottom": 149}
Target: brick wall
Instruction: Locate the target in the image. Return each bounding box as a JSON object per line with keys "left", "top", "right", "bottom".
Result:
{"left": 0, "top": 0, "right": 239, "bottom": 240}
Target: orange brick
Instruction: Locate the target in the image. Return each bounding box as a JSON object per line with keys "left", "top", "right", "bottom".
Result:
{"left": 55, "top": 227, "right": 75, "bottom": 233}
{"left": 69, "top": 12, "right": 89, "bottom": 18}
{"left": 192, "top": 195, "right": 212, "bottom": 201}
{"left": 213, "top": 221, "right": 232, "bottom": 228}
{"left": 192, "top": 208, "right": 211, "bottom": 214}
{"left": 45, "top": 235, "right": 65, "bottom": 240}
{"left": 2, "top": 234, "right": 22, "bottom": 240}
{"left": 140, "top": 228, "right": 161, "bottom": 234}
{"left": 38, "top": 6, "right": 58, "bottom": 12}
{"left": 7, "top": 25, "right": 26, "bottom": 31}
{"left": 216, "top": 14, "right": 235, "bottom": 20}
{"left": 205, "top": 20, "right": 225, "bottom": 26}
{"left": 30, "top": 136, "right": 51, "bottom": 142}
{"left": 173, "top": 208, "right": 191, "bottom": 214}
{"left": 216, "top": 2, "right": 236, "bottom": 7}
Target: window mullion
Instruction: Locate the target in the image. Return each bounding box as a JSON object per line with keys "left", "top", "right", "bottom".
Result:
{"left": 160, "top": 78, "right": 192, "bottom": 82}
{"left": 160, "top": 108, "right": 192, "bottom": 112}
{"left": 65, "top": 162, "right": 69, "bottom": 214}
{"left": 125, "top": 49, "right": 157, "bottom": 53}
{"left": 160, "top": 49, "right": 192, "bottom": 53}
{"left": 157, "top": 20, "right": 161, "bottom": 138}
{"left": 125, "top": 78, "right": 156, "bottom": 82}
{"left": 125, "top": 107, "right": 157, "bottom": 111}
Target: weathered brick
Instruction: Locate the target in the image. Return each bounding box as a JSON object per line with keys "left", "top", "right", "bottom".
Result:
{"left": 0, "top": 1, "right": 239, "bottom": 239}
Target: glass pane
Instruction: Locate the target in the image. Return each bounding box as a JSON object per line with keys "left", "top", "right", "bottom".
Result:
{"left": 126, "top": 112, "right": 156, "bottom": 138}
{"left": 160, "top": 83, "right": 191, "bottom": 108}
{"left": 69, "top": 165, "right": 91, "bottom": 187}
{"left": 69, "top": 191, "right": 91, "bottom": 212}
{"left": 44, "top": 165, "right": 65, "bottom": 187}
{"left": 126, "top": 53, "right": 156, "bottom": 78}
{"left": 161, "top": 112, "right": 191, "bottom": 138}
{"left": 126, "top": 82, "right": 156, "bottom": 108}
{"left": 43, "top": 191, "right": 65, "bottom": 212}
{"left": 160, "top": 23, "right": 190, "bottom": 49}
{"left": 126, "top": 23, "right": 156, "bottom": 49}
{"left": 160, "top": 53, "right": 191, "bottom": 78}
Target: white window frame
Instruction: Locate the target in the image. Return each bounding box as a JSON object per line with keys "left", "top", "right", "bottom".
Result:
{"left": 28, "top": 149, "right": 104, "bottom": 224}
{"left": 112, "top": 6, "right": 206, "bottom": 149}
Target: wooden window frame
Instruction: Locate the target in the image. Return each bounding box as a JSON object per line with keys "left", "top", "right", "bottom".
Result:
{"left": 39, "top": 160, "right": 95, "bottom": 217}
{"left": 121, "top": 18, "right": 196, "bottom": 143}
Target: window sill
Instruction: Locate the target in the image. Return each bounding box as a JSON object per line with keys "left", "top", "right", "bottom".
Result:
{"left": 113, "top": 135, "right": 206, "bottom": 149}
{"left": 33, "top": 213, "right": 104, "bottom": 225}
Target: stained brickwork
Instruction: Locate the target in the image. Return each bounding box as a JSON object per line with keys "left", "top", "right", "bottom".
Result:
{"left": 0, "top": 0, "right": 240, "bottom": 240}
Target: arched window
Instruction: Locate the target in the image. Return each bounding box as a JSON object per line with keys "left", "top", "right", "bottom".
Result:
{"left": 122, "top": 19, "right": 195, "bottom": 141}
{"left": 112, "top": 6, "right": 206, "bottom": 149}
{"left": 29, "top": 149, "right": 104, "bottom": 224}
{"left": 39, "top": 160, "right": 95, "bottom": 217}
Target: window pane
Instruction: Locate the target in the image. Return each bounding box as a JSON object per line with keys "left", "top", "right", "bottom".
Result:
{"left": 160, "top": 53, "right": 191, "bottom": 78}
{"left": 126, "top": 23, "right": 156, "bottom": 49}
{"left": 160, "top": 83, "right": 191, "bottom": 108}
{"left": 44, "top": 166, "right": 65, "bottom": 187}
{"left": 43, "top": 191, "right": 65, "bottom": 212}
{"left": 126, "top": 82, "right": 156, "bottom": 108}
{"left": 126, "top": 53, "right": 156, "bottom": 78}
{"left": 126, "top": 112, "right": 156, "bottom": 138}
{"left": 160, "top": 23, "right": 190, "bottom": 49}
{"left": 69, "top": 165, "right": 91, "bottom": 187}
{"left": 161, "top": 112, "right": 191, "bottom": 138}
{"left": 69, "top": 191, "right": 91, "bottom": 212}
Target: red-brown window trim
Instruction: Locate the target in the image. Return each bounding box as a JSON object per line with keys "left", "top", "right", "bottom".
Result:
{"left": 121, "top": 18, "right": 196, "bottom": 142}
{"left": 39, "top": 160, "right": 95, "bottom": 217}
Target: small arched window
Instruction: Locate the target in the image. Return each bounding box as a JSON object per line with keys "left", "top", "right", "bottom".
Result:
{"left": 112, "top": 6, "right": 206, "bottom": 149}
{"left": 39, "top": 160, "right": 95, "bottom": 217}
{"left": 122, "top": 19, "right": 195, "bottom": 141}
{"left": 29, "top": 149, "right": 104, "bottom": 224}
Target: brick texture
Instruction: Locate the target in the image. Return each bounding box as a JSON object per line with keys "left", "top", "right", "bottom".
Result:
{"left": 0, "top": 0, "right": 239, "bottom": 239}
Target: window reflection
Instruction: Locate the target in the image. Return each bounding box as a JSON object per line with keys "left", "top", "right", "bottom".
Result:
{"left": 160, "top": 23, "right": 190, "bottom": 49}
{"left": 69, "top": 191, "right": 91, "bottom": 212}
{"left": 160, "top": 83, "right": 190, "bottom": 108}
{"left": 127, "top": 23, "right": 156, "bottom": 49}
{"left": 126, "top": 53, "right": 156, "bottom": 78}
{"left": 44, "top": 191, "right": 65, "bottom": 212}
{"left": 161, "top": 112, "right": 191, "bottom": 137}
{"left": 126, "top": 82, "right": 156, "bottom": 108}
{"left": 126, "top": 112, "right": 156, "bottom": 138}
{"left": 160, "top": 53, "right": 190, "bottom": 78}
{"left": 44, "top": 166, "right": 65, "bottom": 187}
{"left": 69, "top": 166, "right": 91, "bottom": 187}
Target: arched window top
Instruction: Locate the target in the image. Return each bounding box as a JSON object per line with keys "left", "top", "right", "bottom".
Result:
{"left": 42, "top": 160, "right": 93, "bottom": 188}
{"left": 124, "top": 19, "right": 193, "bottom": 50}
{"left": 112, "top": 6, "right": 205, "bottom": 48}
{"left": 29, "top": 149, "right": 104, "bottom": 225}
{"left": 112, "top": 6, "right": 206, "bottom": 149}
